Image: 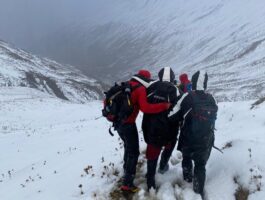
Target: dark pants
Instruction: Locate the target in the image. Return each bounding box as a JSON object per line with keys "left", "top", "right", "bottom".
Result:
{"left": 145, "top": 140, "right": 177, "bottom": 189}
{"left": 182, "top": 143, "right": 213, "bottom": 195}
{"left": 117, "top": 123, "right": 139, "bottom": 186}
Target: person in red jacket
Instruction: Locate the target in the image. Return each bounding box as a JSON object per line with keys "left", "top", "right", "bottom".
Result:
{"left": 118, "top": 70, "right": 170, "bottom": 192}
{"left": 179, "top": 73, "right": 192, "bottom": 93}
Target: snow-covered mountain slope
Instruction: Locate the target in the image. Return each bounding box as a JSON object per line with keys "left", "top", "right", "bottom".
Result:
{"left": 28, "top": 0, "right": 265, "bottom": 101}
{"left": 1, "top": 87, "right": 264, "bottom": 200}
{"left": 0, "top": 40, "right": 105, "bottom": 103}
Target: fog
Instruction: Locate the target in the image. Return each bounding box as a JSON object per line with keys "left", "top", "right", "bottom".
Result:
{"left": 0, "top": 0, "right": 132, "bottom": 81}
{"left": 0, "top": 0, "right": 183, "bottom": 82}
{"left": 0, "top": 0, "right": 117, "bottom": 46}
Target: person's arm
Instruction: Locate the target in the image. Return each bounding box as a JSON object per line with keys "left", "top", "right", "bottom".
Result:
{"left": 168, "top": 93, "right": 191, "bottom": 121}
{"left": 137, "top": 86, "right": 170, "bottom": 114}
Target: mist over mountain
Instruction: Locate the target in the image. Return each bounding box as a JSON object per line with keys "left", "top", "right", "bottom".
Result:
{"left": 0, "top": 40, "right": 105, "bottom": 103}
{"left": 1, "top": 0, "right": 265, "bottom": 100}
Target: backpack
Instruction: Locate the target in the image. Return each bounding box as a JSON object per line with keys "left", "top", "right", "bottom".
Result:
{"left": 102, "top": 82, "right": 141, "bottom": 127}
{"left": 186, "top": 83, "right": 192, "bottom": 92}
{"left": 142, "top": 81, "right": 177, "bottom": 145}
{"left": 189, "top": 92, "right": 218, "bottom": 145}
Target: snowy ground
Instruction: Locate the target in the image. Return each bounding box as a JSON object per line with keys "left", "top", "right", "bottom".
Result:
{"left": 0, "top": 87, "right": 265, "bottom": 200}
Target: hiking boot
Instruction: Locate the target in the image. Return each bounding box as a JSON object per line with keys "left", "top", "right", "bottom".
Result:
{"left": 158, "top": 163, "right": 169, "bottom": 174}
{"left": 183, "top": 173, "right": 192, "bottom": 183}
{"left": 182, "top": 159, "right": 193, "bottom": 183}
{"left": 146, "top": 159, "right": 158, "bottom": 191}
{"left": 120, "top": 185, "right": 139, "bottom": 193}
{"left": 117, "top": 176, "right": 125, "bottom": 187}
{"left": 200, "top": 191, "right": 206, "bottom": 200}
{"left": 158, "top": 143, "right": 176, "bottom": 174}
{"left": 183, "top": 169, "right": 192, "bottom": 183}
{"left": 147, "top": 176, "right": 156, "bottom": 191}
{"left": 193, "top": 172, "right": 205, "bottom": 196}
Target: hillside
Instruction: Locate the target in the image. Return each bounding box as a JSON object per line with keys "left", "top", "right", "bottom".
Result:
{"left": 21, "top": 0, "right": 265, "bottom": 101}
{"left": 0, "top": 40, "right": 105, "bottom": 103}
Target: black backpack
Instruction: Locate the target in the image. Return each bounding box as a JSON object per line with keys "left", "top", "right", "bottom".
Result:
{"left": 146, "top": 81, "right": 177, "bottom": 104}
{"left": 189, "top": 92, "right": 218, "bottom": 145}
{"left": 102, "top": 82, "right": 141, "bottom": 132}
{"left": 142, "top": 81, "right": 177, "bottom": 145}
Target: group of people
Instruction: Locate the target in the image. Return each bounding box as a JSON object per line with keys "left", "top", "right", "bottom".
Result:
{"left": 103, "top": 67, "right": 218, "bottom": 197}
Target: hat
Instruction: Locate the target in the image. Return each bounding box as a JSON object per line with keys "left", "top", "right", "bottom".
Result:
{"left": 158, "top": 67, "right": 175, "bottom": 83}
{"left": 138, "top": 70, "right": 151, "bottom": 79}
{"left": 179, "top": 73, "right": 189, "bottom": 84}
{"left": 191, "top": 71, "right": 208, "bottom": 91}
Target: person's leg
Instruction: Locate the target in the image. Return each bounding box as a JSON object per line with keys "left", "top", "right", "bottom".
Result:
{"left": 117, "top": 126, "right": 127, "bottom": 175}
{"left": 118, "top": 123, "right": 140, "bottom": 189}
{"left": 193, "top": 145, "right": 213, "bottom": 196}
{"left": 146, "top": 144, "right": 161, "bottom": 190}
{"left": 158, "top": 139, "right": 177, "bottom": 173}
{"left": 182, "top": 147, "right": 193, "bottom": 182}
{"left": 193, "top": 156, "right": 206, "bottom": 195}
{"left": 123, "top": 142, "right": 128, "bottom": 174}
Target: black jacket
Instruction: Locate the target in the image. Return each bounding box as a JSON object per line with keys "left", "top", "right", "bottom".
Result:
{"left": 168, "top": 90, "right": 218, "bottom": 150}
{"left": 142, "top": 80, "right": 179, "bottom": 146}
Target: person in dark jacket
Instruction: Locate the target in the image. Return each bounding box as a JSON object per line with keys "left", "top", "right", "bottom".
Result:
{"left": 142, "top": 67, "right": 180, "bottom": 190}
{"left": 179, "top": 73, "right": 192, "bottom": 94}
{"left": 168, "top": 71, "right": 218, "bottom": 197}
{"left": 117, "top": 70, "right": 171, "bottom": 192}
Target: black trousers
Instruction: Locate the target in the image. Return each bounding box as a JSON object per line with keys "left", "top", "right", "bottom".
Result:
{"left": 117, "top": 123, "right": 139, "bottom": 185}
{"left": 182, "top": 141, "right": 213, "bottom": 195}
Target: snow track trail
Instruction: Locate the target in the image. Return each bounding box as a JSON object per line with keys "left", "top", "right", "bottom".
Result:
{"left": 1, "top": 88, "right": 265, "bottom": 200}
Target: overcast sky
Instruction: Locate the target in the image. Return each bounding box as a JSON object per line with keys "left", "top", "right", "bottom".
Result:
{"left": 0, "top": 0, "right": 119, "bottom": 47}
{"left": 0, "top": 0, "right": 145, "bottom": 81}
{"left": 0, "top": 0, "right": 184, "bottom": 82}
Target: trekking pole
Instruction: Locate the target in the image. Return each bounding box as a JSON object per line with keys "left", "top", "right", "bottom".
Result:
{"left": 213, "top": 145, "right": 224, "bottom": 154}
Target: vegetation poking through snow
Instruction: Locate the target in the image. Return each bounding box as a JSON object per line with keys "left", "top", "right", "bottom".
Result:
{"left": 78, "top": 184, "right": 84, "bottom": 195}
{"left": 234, "top": 176, "right": 250, "bottom": 200}
{"left": 222, "top": 141, "right": 233, "bottom": 150}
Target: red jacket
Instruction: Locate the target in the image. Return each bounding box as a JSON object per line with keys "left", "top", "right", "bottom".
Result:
{"left": 125, "top": 80, "right": 169, "bottom": 123}
{"left": 179, "top": 73, "right": 192, "bottom": 93}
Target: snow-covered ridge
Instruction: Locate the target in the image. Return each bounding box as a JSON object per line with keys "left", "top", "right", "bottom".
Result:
{"left": 0, "top": 40, "right": 105, "bottom": 103}
{"left": 34, "top": 0, "right": 265, "bottom": 101}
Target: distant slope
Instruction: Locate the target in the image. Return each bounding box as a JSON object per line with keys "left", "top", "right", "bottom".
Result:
{"left": 28, "top": 0, "right": 265, "bottom": 101}
{"left": 0, "top": 40, "right": 105, "bottom": 103}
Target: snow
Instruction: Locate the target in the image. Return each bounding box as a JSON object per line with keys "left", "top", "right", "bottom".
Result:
{"left": 0, "top": 40, "right": 104, "bottom": 103}
{"left": 1, "top": 1, "right": 264, "bottom": 199}
{"left": 1, "top": 87, "right": 265, "bottom": 199}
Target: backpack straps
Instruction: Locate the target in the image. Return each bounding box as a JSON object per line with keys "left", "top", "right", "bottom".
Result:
{"left": 131, "top": 76, "right": 151, "bottom": 88}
